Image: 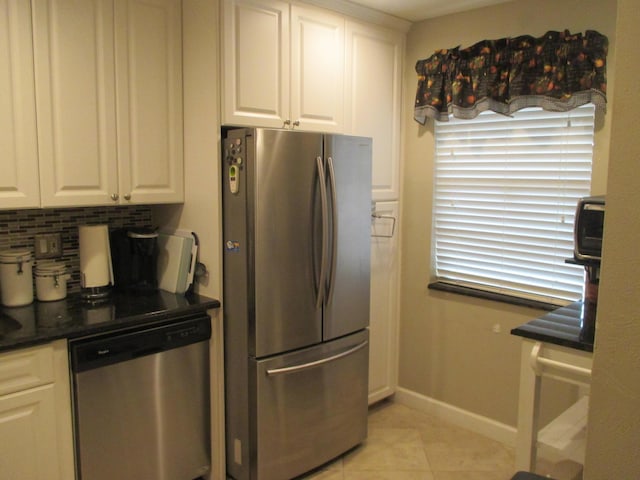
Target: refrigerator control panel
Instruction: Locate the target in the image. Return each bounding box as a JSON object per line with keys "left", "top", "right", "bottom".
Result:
{"left": 229, "top": 165, "right": 239, "bottom": 194}
{"left": 225, "top": 137, "right": 244, "bottom": 195}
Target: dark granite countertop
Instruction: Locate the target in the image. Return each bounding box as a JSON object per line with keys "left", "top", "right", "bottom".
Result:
{"left": 510, "top": 301, "right": 595, "bottom": 352}
{"left": 0, "top": 290, "right": 220, "bottom": 352}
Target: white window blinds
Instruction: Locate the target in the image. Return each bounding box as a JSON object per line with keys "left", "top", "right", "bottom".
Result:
{"left": 433, "top": 104, "right": 595, "bottom": 304}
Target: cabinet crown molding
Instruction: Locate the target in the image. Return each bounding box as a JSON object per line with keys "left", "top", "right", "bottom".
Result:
{"left": 297, "top": 0, "right": 412, "bottom": 32}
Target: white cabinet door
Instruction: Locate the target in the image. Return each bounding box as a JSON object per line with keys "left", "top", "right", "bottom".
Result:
{"left": 0, "top": 0, "right": 40, "bottom": 209}
{"left": 222, "top": 0, "right": 290, "bottom": 128}
{"left": 34, "top": 0, "right": 183, "bottom": 207}
{"left": 345, "top": 21, "right": 403, "bottom": 200}
{"left": 221, "top": 1, "right": 344, "bottom": 132}
{"left": 115, "top": 0, "right": 184, "bottom": 204}
{"left": 0, "top": 385, "right": 61, "bottom": 479}
{"left": 290, "top": 5, "right": 344, "bottom": 133}
{"left": 33, "top": 0, "right": 119, "bottom": 207}
{"left": 0, "top": 340, "right": 74, "bottom": 480}
{"left": 368, "top": 201, "right": 399, "bottom": 404}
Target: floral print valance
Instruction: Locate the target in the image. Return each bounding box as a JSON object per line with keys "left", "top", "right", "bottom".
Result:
{"left": 414, "top": 30, "right": 608, "bottom": 123}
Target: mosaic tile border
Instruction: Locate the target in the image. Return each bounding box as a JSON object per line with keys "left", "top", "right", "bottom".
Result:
{"left": 0, "top": 206, "right": 153, "bottom": 294}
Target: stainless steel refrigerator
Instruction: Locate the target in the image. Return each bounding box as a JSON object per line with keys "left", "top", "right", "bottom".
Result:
{"left": 222, "top": 127, "right": 372, "bottom": 480}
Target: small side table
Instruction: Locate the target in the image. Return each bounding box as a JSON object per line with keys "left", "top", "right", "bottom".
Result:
{"left": 511, "top": 302, "right": 594, "bottom": 472}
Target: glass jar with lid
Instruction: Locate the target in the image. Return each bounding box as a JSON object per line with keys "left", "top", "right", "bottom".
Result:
{"left": 0, "top": 249, "right": 34, "bottom": 307}
{"left": 35, "top": 263, "right": 70, "bottom": 302}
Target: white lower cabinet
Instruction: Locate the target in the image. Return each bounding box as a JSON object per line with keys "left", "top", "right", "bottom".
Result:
{"left": 0, "top": 385, "right": 60, "bottom": 479}
{"left": 368, "top": 201, "right": 399, "bottom": 404}
{"left": 0, "top": 340, "right": 75, "bottom": 480}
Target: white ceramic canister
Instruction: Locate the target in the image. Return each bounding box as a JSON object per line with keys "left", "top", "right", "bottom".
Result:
{"left": 0, "top": 249, "right": 34, "bottom": 307}
{"left": 35, "top": 264, "right": 70, "bottom": 302}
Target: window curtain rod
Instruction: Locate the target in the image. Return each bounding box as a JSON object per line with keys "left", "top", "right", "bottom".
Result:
{"left": 414, "top": 29, "right": 608, "bottom": 123}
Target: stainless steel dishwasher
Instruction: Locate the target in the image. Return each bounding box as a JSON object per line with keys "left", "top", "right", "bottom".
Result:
{"left": 69, "top": 313, "right": 211, "bottom": 480}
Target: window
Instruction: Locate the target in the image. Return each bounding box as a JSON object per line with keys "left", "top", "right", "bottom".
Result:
{"left": 432, "top": 104, "right": 595, "bottom": 306}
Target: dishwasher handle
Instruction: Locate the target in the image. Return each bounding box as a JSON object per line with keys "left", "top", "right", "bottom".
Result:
{"left": 71, "top": 314, "right": 211, "bottom": 373}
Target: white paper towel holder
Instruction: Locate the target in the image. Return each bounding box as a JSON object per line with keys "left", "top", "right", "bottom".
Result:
{"left": 78, "top": 224, "right": 114, "bottom": 303}
{"left": 80, "top": 285, "right": 112, "bottom": 303}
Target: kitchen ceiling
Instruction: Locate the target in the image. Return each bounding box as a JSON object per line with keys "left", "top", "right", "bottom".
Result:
{"left": 345, "top": 0, "right": 515, "bottom": 21}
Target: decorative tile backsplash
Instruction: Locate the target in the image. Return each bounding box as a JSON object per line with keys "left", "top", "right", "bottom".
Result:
{"left": 0, "top": 206, "right": 153, "bottom": 294}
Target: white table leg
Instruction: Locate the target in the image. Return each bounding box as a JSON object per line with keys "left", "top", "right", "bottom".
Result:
{"left": 515, "top": 340, "right": 541, "bottom": 472}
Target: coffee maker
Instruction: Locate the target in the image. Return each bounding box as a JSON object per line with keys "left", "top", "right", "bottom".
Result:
{"left": 572, "top": 195, "right": 605, "bottom": 342}
{"left": 110, "top": 228, "right": 159, "bottom": 292}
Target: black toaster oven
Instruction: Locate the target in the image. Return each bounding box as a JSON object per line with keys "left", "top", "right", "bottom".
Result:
{"left": 574, "top": 195, "right": 605, "bottom": 262}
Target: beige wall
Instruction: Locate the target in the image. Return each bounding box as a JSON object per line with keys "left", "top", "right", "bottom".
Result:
{"left": 584, "top": 0, "right": 640, "bottom": 477}
{"left": 153, "top": 0, "right": 222, "bottom": 300}
{"left": 400, "top": 0, "right": 617, "bottom": 426}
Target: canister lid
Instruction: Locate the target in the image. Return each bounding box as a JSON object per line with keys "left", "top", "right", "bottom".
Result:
{"left": 35, "top": 263, "right": 66, "bottom": 276}
{"left": 127, "top": 228, "right": 158, "bottom": 239}
{"left": 0, "top": 249, "right": 33, "bottom": 263}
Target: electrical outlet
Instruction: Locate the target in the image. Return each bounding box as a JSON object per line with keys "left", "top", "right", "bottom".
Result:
{"left": 34, "top": 233, "right": 63, "bottom": 259}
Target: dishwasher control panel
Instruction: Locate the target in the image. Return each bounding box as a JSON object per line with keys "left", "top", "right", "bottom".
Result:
{"left": 70, "top": 314, "right": 211, "bottom": 373}
{"left": 166, "top": 324, "right": 205, "bottom": 342}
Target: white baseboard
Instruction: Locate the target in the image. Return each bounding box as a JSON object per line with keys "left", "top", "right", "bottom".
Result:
{"left": 368, "top": 386, "right": 395, "bottom": 406}
{"left": 393, "top": 387, "right": 517, "bottom": 447}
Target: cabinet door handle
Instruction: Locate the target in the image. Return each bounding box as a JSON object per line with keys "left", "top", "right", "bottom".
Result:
{"left": 111, "top": 193, "right": 119, "bottom": 201}
{"left": 283, "top": 119, "right": 299, "bottom": 129}
{"left": 123, "top": 193, "right": 131, "bottom": 201}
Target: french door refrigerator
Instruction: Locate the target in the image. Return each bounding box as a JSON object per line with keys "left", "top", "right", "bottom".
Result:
{"left": 222, "top": 127, "right": 372, "bottom": 480}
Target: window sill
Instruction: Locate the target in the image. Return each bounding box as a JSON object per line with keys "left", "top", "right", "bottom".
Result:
{"left": 428, "top": 281, "right": 563, "bottom": 311}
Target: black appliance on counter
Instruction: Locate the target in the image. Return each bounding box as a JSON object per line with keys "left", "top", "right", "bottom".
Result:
{"left": 567, "top": 195, "right": 605, "bottom": 339}
{"left": 574, "top": 195, "right": 605, "bottom": 263}
{"left": 110, "top": 228, "right": 159, "bottom": 292}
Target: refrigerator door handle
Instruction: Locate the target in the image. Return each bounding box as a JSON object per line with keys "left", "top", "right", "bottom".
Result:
{"left": 326, "top": 156, "right": 338, "bottom": 305}
{"left": 266, "top": 340, "right": 368, "bottom": 376}
{"left": 316, "top": 156, "right": 329, "bottom": 309}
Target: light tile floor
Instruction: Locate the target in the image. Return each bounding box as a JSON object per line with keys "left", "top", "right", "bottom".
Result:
{"left": 300, "top": 399, "right": 517, "bottom": 480}
{"left": 300, "top": 399, "right": 583, "bottom": 480}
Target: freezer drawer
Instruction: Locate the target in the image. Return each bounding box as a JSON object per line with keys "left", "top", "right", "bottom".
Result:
{"left": 251, "top": 330, "right": 368, "bottom": 480}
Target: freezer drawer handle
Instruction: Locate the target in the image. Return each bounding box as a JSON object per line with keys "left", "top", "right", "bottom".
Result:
{"left": 266, "top": 340, "right": 368, "bottom": 376}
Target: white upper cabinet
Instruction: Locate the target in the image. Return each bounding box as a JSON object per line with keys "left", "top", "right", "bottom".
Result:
{"left": 115, "top": 0, "right": 184, "bottom": 204}
{"left": 222, "top": 0, "right": 290, "bottom": 128}
{"left": 0, "top": 0, "right": 40, "bottom": 209}
{"left": 33, "top": 0, "right": 183, "bottom": 207}
{"left": 345, "top": 20, "right": 403, "bottom": 200}
{"left": 33, "top": 0, "right": 119, "bottom": 207}
{"left": 222, "top": 0, "right": 344, "bottom": 132}
{"left": 290, "top": 4, "right": 344, "bottom": 132}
